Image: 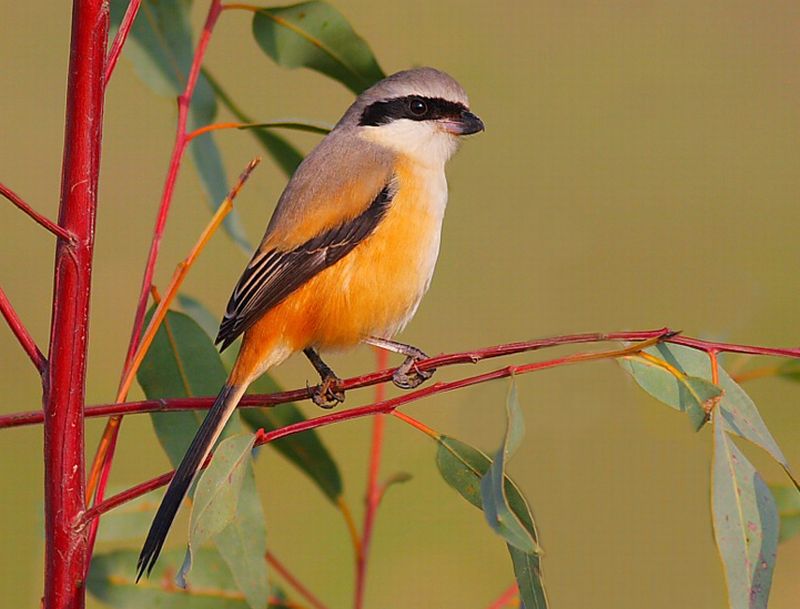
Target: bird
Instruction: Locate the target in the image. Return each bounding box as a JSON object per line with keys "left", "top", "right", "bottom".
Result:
{"left": 137, "top": 67, "right": 483, "bottom": 579}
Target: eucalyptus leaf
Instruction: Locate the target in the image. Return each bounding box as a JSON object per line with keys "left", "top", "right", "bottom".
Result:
{"left": 241, "top": 373, "right": 343, "bottom": 503}
{"left": 251, "top": 1, "right": 385, "bottom": 94}
{"left": 95, "top": 487, "right": 165, "bottom": 543}
{"left": 109, "top": 0, "right": 250, "bottom": 251}
{"left": 712, "top": 419, "right": 778, "bottom": 609}
{"left": 179, "top": 433, "right": 268, "bottom": 609}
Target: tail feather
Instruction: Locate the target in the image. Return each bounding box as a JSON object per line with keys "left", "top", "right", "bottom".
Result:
{"left": 136, "top": 383, "right": 243, "bottom": 581}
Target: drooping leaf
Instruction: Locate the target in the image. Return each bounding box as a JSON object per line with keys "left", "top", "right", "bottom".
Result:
{"left": 242, "top": 121, "right": 332, "bottom": 136}
{"left": 619, "top": 354, "right": 720, "bottom": 430}
{"left": 177, "top": 293, "right": 221, "bottom": 341}
{"left": 137, "top": 308, "right": 240, "bottom": 468}
{"left": 251, "top": 1, "right": 385, "bottom": 94}
{"left": 109, "top": 0, "right": 251, "bottom": 251}
{"left": 712, "top": 419, "right": 778, "bottom": 609}
{"left": 436, "top": 436, "right": 546, "bottom": 607}
{"left": 480, "top": 382, "right": 538, "bottom": 554}
{"left": 205, "top": 69, "right": 306, "bottom": 177}
{"left": 776, "top": 359, "right": 800, "bottom": 382}
{"left": 89, "top": 547, "right": 251, "bottom": 609}
{"left": 240, "top": 373, "right": 343, "bottom": 503}
{"left": 95, "top": 487, "right": 165, "bottom": 543}
{"left": 180, "top": 433, "right": 268, "bottom": 609}
{"left": 770, "top": 485, "right": 800, "bottom": 543}
{"left": 624, "top": 344, "right": 791, "bottom": 473}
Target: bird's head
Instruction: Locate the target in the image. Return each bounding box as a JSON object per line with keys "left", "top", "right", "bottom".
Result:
{"left": 339, "top": 67, "right": 484, "bottom": 167}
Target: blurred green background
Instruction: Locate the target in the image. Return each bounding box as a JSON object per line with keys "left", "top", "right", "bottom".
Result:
{"left": 1, "top": 1, "right": 799, "bottom": 607}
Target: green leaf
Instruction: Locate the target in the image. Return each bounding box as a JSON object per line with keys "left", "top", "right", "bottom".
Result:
{"left": 109, "top": 0, "right": 251, "bottom": 251}
{"left": 619, "top": 354, "right": 720, "bottom": 430}
{"left": 95, "top": 487, "right": 165, "bottom": 542}
{"left": 770, "top": 485, "right": 800, "bottom": 543}
{"left": 177, "top": 293, "right": 221, "bottom": 341}
{"left": 242, "top": 121, "right": 332, "bottom": 136}
{"left": 624, "top": 344, "right": 791, "bottom": 472}
{"left": 137, "top": 308, "right": 241, "bottom": 468}
{"left": 712, "top": 419, "right": 778, "bottom": 609}
{"left": 89, "top": 547, "right": 251, "bottom": 608}
{"left": 251, "top": 1, "right": 385, "bottom": 94}
{"left": 480, "top": 382, "right": 538, "bottom": 554}
{"left": 436, "top": 436, "right": 547, "bottom": 607}
{"left": 180, "top": 433, "right": 268, "bottom": 609}
{"left": 205, "top": 69, "right": 306, "bottom": 177}
{"left": 240, "top": 373, "right": 343, "bottom": 503}
{"left": 776, "top": 359, "right": 800, "bottom": 382}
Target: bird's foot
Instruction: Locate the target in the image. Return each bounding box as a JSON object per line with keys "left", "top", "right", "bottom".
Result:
{"left": 392, "top": 352, "right": 435, "bottom": 389}
{"left": 309, "top": 374, "right": 345, "bottom": 409}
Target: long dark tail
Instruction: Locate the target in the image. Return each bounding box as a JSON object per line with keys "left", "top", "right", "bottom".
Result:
{"left": 136, "top": 383, "right": 244, "bottom": 581}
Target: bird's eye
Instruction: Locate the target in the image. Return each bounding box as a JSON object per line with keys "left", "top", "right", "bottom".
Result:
{"left": 409, "top": 99, "right": 428, "bottom": 116}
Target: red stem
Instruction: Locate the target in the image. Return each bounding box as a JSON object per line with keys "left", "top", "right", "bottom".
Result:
{"left": 44, "top": 2, "right": 108, "bottom": 608}
{"left": 354, "top": 349, "right": 389, "bottom": 609}
{"left": 0, "top": 285, "right": 47, "bottom": 375}
{"left": 0, "top": 182, "right": 73, "bottom": 241}
{"left": 8, "top": 326, "right": 800, "bottom": 431}
{"left": 266, "top": 552, "right": 332, "bottom": 609}
{"left": 0, "top": 331, "right": 664, "bottom": 429}
{"left": 80, "top": 338, "right": 664, "bottom": 524}
{"left": 485, "top": 583, "right": 519, "bottom": 609}
{"left": 104, "top": 0, "right": 143, "bottom": 86}
{"left": 85, "top": 0, "right": 224, "bottom": 570}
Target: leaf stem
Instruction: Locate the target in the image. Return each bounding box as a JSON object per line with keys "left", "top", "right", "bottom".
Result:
{"left": 0, "top": 285, "right": 47, "bottom": 375}
{"left": 266, "top": 552, "right": 332, "bottom": 609}
{"left": 104, "top": 0, "right": 143, "bottom": 86}
{"left": 391, "top": 411, "right": 440, "bottom": 439}
{"left": 0, "top": 182, "right": 73, "bottom": 241}
{"left": 485, "top": 583, "right": 519, "bottom": 609}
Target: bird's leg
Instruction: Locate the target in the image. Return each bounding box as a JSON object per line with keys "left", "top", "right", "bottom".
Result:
{"left": 303, "top": 348, "right": 345, "bottom": 408}
{"left": 363, "top": 336, "right": 435, "bottom": 389}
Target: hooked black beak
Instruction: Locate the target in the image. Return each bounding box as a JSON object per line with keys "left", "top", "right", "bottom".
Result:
{"left": 443, "top": 110, "right": 485, "bottom": 136}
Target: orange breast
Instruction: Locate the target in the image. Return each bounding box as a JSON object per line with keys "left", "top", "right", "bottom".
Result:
{"left": 233, "top": 157, "right": 447, "bottom": 382}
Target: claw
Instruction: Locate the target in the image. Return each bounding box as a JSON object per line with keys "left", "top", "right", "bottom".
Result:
{"left": 391, "top": 355, "right": 435, "bottom": 389}
{"left": 309, "top": 374, "right": 345, "bottom": 409}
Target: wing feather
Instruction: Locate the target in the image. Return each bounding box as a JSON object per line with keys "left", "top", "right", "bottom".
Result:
{"left": 215, "top": 179, "right": 397, "bottom": 350}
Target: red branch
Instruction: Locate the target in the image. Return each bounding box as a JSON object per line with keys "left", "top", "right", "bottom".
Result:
{"left": 44, "top": 1, "right": 109, "bottom": 608}
{"left": 355, "top": 349, "right": 389, "bottom": 609}
{"left": 266, "top": 552, "right": 331, "bottom": 609}
{"left": 85, "top": 0, "right": 225, "bottom": 576}
{"left": 0, "top": 182, "right": 73, "bottom": 240}
{"left": 79, "top": 331, "right": 677, "bottom": 524}
{"left": 0, "top": 285, "right": 46, "bottom": 375}
{"left": 104, "top": 0, "right": 143, "bottom": 86}
{"left": 485, "top": 583, "right": 519, "bottom": 609}
{"left": 6, "top": 327, "right": 800, "bottom": 431}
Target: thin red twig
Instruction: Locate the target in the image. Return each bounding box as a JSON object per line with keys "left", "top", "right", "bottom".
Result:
{"left": 354, "top": 349, "right": 389, "bottom": 609}
{"left": 266, "top": 552, "right": 332, "bottom": 609}
{"left": 0, "top": 330, "right": 666, "bottom": 429}
{"left": 80, "top": 334, "right": 670, "bottom": 524}
{"left": 0, "top": 285, "right": 47, "bottom": 375}
{"left": 0, "top": 182, "right": 72, "bottom": 241}
{"left": 104, "top": 0, "right": 143, "bottom": 86}
{"left": 485, "top": 583, "right": 519, "bottom": 609}
{"left": 44, "top": 1, "right": 109, "bottom": 607}
{"left": 84, "top": 0, "right": 225, "bottom": 575}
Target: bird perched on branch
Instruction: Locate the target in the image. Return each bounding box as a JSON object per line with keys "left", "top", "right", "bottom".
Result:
{"left": 137, "top": 67, "right": 484, "bottom": 579}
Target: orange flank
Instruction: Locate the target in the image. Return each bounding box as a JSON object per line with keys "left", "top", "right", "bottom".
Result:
{"left": 230, "top": 156, "right": 444, "bottom": 385}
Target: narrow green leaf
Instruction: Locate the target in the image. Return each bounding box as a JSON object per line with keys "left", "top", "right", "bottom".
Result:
{"left": 180, "top": 433, "right": 268, "bottom": 609}
{"left": 251, "top": 1, "right": 385, "bottom": 94}
{"left": 769, "top": 485, "right": 800, "bottom": 543}
{"left": 435, "top": 436, "right": 547, "bottom": 607}
{"left": 137, "top": 308, "right": 241, "bottom": 468}
{"left": 205, "top": 69, "right": 305, "bottom": 177}
{"left": 95, "top": 487, "right": 165, "bottom": 543}
{"left": 109, "top": 0, "right": 251, "bottom": 251}
{"left": 624, "top": 344, "right": 791, "bottom": 473}
{"left": 480, "top": 383, "right": 538, "bottom": 554}
{"left": 776, "top": 359, "right": 800, "bottom": 382}
{"left": 241, "top": 121, "right": 332, "bottom": 136}
{"left": 619, "top": 354, "right": 720, "bottom": 430}
{"left": 712, "top": 419, "right": 778, "bottom": 609}
{"left": 89, "top": 547, "right": 250, "bottom": 609}
{"left": 240, "top": 373, "right": 343, "bottom": 503}
{"left": 177, "top": 293, "right": 221, "bottom": 341}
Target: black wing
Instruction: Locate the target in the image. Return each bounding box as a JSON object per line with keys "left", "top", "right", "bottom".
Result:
{"left": 215, "top": 180, "right": 397, "bottom": 350}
